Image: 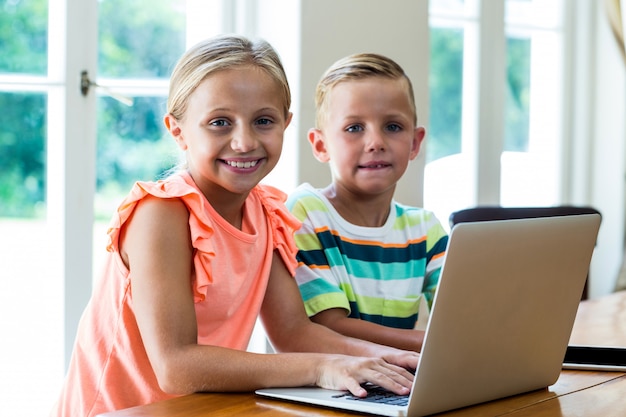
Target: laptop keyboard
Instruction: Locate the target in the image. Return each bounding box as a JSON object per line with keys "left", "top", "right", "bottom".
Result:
{"left": 333, "top": 385, "right": 409, "bottom": 406}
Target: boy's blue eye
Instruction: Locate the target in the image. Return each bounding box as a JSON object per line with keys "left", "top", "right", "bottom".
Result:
{"left": 387, "top": 123, "right": 402, "bottom": 132}
{"left": 346, "top": 125, "right": 363, "bottom": 133}
{"left": 256, "top": 118, "right": 273, "bottom": 126}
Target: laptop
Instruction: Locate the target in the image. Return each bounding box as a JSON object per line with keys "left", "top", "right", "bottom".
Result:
{"left": 256, "top": 214, "right": 601, "bottom": 417}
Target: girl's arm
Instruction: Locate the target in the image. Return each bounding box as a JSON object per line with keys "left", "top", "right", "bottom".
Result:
{"left": 121, "top": 196, "right": 416, "bottom": 397}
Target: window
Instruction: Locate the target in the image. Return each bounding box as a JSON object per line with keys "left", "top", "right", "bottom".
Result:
{"left": 0, "top": 1, "right": 65, "bottom": 415}
{"left": 93, "top": 0, "right": 191, "bottom": 275}
{"left": 0, "top": 1, "right": 230, "bottom": 415}
{"left": 425, "top": 0, "right": 565, "bottom": 229}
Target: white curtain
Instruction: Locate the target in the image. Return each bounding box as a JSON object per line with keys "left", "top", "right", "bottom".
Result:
{"left": 606, "top": 0, "right": 626, "bottom": 63}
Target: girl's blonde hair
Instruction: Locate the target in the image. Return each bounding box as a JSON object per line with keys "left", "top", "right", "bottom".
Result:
{"left": 167, "top": 34, "right": 291, "bottom": 121}
{"left": 314, "top": 53, "right": 416, "bottom": 128}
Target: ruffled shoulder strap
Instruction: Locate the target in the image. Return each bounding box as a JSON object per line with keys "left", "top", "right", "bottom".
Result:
{"left": 106, "top": 173, "right": 211, "bottom": 250}
{"left": 253, "top": 184, "right": 302, "bottom": 277}
{"left": 105, "top": 173, "right": 216, "bottom": 302}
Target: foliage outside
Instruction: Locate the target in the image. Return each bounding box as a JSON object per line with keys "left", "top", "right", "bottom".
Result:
{"left": 1, "top": 0, "right": 529, "bottom": 219}
{"left": 0, "top": 0, "right": 185, "bottom": 219}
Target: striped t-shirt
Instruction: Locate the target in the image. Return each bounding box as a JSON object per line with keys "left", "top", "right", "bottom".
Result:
{"left": 286, "top": 183, "right": 449, "bottom": 329}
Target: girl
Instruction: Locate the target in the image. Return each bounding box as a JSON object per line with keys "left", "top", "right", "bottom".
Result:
{"left": 51, "top": 35, "right": 418, "bottom": 417}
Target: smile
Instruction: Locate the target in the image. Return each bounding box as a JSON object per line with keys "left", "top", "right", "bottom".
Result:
{"left": 359, "top": 163, "right": 391, "bottom": 169}
{"left": 224, "top": 159, "right": 260, "bottom": 169}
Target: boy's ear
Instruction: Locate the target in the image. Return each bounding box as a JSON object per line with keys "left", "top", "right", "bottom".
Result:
{"left": 409, "top": 126, "right": 426, "bottom": 161}
{"left": 308, "top": 128, "right": 330, "bottom": 163}
{"left": 164, "top": 114, "right": 187, "bottom": 151}
{"left": 285, "top": 112, "right": 293, "bottom": 129}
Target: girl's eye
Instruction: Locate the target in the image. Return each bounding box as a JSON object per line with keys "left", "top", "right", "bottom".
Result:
{"left": 210, "top": 119, "right": 230, "bottom": 127}
{"left": 346, "top": 125, "right": 363, "bottom": 133}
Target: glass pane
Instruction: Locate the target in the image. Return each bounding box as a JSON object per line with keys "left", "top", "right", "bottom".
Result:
{"left": 0, "top": 92, "right": 62, "bottom": 416}
{"left": 504, "top": 36, "right": 530, "bottom": 152}
{"left": 501, "top": 28, "right": 562, "bottom": 206}
{"left": 0, "top": 93, "right": 46, "bottom": 217}
{"left": 0, "top": 0, "right": 48, "bottom": 75}
{"left": 96, "top": 0, "right": 188, "bottom": 281}
{"left": 98, "top": 0, "right": 187, "bottom": 78}
{"left": 95, "top": 96, "right": 178, "bottom": 220}
{"left": 427, "top": 27, "right": 464, "bottom": 162}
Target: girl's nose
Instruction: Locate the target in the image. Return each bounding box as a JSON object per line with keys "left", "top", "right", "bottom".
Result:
{"left": 231, "top": 126, "right": 258, "bottom": 153}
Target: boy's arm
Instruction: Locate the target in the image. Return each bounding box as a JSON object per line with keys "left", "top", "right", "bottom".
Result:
{"left": 311, "top": 308, "right": 426, "bottom": 352}
{"left": 261, "top": 252, "right": 420, "bottom": 376}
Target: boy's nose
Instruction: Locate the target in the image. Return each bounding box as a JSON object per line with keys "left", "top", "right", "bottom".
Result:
{"left": 366, "top": 132, "right": 386, "bottom": 152}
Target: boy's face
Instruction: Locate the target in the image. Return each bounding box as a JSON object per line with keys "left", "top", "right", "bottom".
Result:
{"left": 309, "top": 77, "right": 424, "bottom": 198}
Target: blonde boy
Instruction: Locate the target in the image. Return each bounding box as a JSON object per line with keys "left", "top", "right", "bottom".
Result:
{"left": 287, "top": 53, "right": 448, "bottom": 352}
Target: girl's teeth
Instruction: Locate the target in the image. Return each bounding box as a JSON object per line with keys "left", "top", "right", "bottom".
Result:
{"left": 228, "top": 160, "right": 258, "bottom": 168}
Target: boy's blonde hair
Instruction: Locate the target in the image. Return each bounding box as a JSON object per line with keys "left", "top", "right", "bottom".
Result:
{"left": 167, "top": 34, "right": 291, "bottom": 121}
{"left": 314, "top": 53, "right": 416, "bottom": 128}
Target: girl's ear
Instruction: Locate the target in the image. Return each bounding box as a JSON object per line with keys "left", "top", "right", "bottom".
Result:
{"left": 409, "top": 126, "right": 426, "bottom": 161}
{"left": 308, "top": 128, "right": 330, "bottom": 163}
{"left": 164, "top": 114, "right": 187, "bottom": 151}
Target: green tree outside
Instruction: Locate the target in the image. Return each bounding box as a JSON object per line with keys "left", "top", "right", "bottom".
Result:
{"left": 0, "top": 0, "right": 186, "bottom": 219}
{"left": 0, "top": 0, "right": 48, "bottom": 218}
{"left": 1, "top": 1, "right": 530, "bottom": 219}
{"left": 428, "top": 28, "right": 530, "bottom": 162}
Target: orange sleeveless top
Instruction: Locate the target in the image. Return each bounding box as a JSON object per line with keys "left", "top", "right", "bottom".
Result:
{"left": 51, "top": 172, "right": 299, "bottom": 417}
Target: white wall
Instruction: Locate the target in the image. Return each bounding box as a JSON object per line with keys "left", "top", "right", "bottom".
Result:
{"left": 259, "top": 0, "right": 429, "bottom": 207}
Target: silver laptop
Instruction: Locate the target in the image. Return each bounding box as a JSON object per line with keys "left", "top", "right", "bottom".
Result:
{"left": 256, "top": 214, "right": 601, "bottom": 417}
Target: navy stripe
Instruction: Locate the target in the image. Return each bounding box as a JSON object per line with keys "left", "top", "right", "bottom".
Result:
{"left": 296, "top": 248, "right": 329, "bottom": 266}
{"left": 427, "top": 235, "right": 449, "bottom": 262}
{"left": 316, "top": 229, "right": 428, "bottom": 264}
{"left": 348, "top": 302, "right": 417, "bottom": 329}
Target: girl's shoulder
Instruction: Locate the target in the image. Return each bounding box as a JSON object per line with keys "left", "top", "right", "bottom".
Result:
{"left": 105, "top": 173, "right": 202, "bottom": 250}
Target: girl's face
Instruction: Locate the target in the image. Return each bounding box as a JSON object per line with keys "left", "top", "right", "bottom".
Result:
{"left": 166, "top": 66, "right": 291, "bottom": 204}
{"left": 310, "top": 77, "right": 423, "bottom": 200}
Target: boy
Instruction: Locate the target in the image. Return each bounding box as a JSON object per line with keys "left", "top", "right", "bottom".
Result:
{"left": 287, "top": 53, "right": 448, "bottom": 352}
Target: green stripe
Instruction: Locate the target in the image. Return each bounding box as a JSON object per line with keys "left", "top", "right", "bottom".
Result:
{"left": 356, "top": 295, "right": 421, "bottom": 318}
{"left": 344, "top": 258, "right": 427, "bottom": 280}
{"left": 299, "top": 279, "right": 341, "bottom": 303}
{"left": 287, "top": 194, "right": 329, "bottom": 221}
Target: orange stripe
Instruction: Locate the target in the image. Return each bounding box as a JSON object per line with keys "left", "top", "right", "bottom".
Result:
{"left": 298, "top": 261, "right": 330, "bottom": 270}
{"left": 313, "top": 226, "right": 427, "bottom": 248}
{"left": 432, "top": 251, "right": 446, "bottom": 261}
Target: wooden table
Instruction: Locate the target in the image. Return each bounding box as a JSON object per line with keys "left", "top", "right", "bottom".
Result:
{"left": 100, "top": 291, "right": 626, "bottom": 417}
